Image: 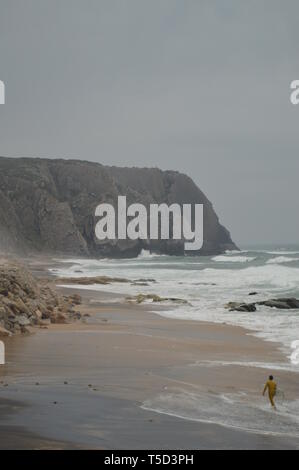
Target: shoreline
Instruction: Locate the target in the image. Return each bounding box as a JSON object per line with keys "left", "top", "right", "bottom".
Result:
{"left": 0, "top": 258, "right": 299, "bottom": 449}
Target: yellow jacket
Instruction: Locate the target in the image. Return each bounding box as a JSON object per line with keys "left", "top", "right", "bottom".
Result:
{"left": 263, "top": 380, "right": 277, "bottom": 396}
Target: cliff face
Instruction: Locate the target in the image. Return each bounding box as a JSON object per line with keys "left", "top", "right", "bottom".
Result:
{"left": 0, "top": 157, "right": 237, "bottom": 257}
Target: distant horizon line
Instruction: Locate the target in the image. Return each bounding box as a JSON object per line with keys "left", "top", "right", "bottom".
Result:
{"left": 237, "top": 242, "right": 299, "bottom": 248}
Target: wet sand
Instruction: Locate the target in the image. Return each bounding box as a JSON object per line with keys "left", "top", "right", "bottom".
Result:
{"left": 0, "top": 285, "right": 299, "bottom": 449}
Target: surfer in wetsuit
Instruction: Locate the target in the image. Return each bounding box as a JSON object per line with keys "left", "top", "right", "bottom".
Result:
{"left": 263, "top": 375, "right": 277, "bottom": 410}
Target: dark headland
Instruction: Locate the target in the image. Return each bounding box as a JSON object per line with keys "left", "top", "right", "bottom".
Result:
{"left": 0, "top": 156, "right": 237, "bottom": 258}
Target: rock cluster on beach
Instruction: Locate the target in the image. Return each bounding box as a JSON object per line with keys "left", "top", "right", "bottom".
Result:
{"left": 126, "top": 293, "right": 189, "bottom": 305}
{"left": 0, "top": 262, "right": 82, "bottom": 336}
{"left": 57, "top": 275, "right": 129, "bottom": 285}
{"left": 57, "top": 275, "right": 157, "bottom": 287}
{"left": 226, "top": 298, "right": 299, "bottom": 312}
{"left": 225, "top": 302, "right": 257, "bottom": 312}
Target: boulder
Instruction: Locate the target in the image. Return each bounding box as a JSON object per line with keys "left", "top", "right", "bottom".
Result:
{"left": 227, "top": 297, "right": 299, "bottom": 312}
{"left": 0, "top": 326, "right": 11, "bottom": 337}
{"left": 257, "top": 298, "right": 299, "bottom": 309}
{"left": 70, "top": 293, "right": 82, "bottom": 305}
{"left": 225, "top": 302, "right": 256, "bottom": 312}
{"left": 261, "top": 300, "right": 290, "bottom": 309}
{"left": 127, "top": 293, "right": 189, "bottom": 305}
{"left": 17, "top": 316, "right": 31, "bottom": 327}
{"left": 50, "top": 313, "right": 68, "bottom": 324}
{"left": 277, "top": 298, "right": 299, "bottom": 309}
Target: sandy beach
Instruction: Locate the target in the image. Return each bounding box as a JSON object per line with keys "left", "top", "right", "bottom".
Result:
{"left": 2, "top": 0, "right": 299, "bottom": 453}
{"left": 1, "top": 273, "right": 299, "bottom": 449}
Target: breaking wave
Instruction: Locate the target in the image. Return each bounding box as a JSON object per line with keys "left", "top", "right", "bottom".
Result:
{"left": 212, "top": 255, "right": 256, "bottom": 263}
{"left": 267, "top": 256, "right": 299, "bottom": 265}
{"left": 141, "top": 389, "right": 299, "bottom": 438}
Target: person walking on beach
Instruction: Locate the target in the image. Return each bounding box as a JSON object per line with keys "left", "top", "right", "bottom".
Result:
{"left": 263, "top": 375, "right": 277, "bottom": 410}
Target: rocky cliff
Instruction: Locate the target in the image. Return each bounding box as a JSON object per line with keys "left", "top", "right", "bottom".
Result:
{"left": 0, "top": 157, "right": 237, "bottom": 257}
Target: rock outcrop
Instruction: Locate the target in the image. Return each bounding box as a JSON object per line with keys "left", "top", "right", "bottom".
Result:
{"left": 257, "top": 298, "right": 299, "bottom": 309}
{"left": 226, "top": 298, "right": 299, "bottom": 312}
{"left": 57, "top": 275, "right": 130, "bottom": 285}
{"left": 0, "top": 261, "right": 82, "bottom": 335}
{"left": 225, "top": 302, "right": 257, "bottom": 312}
{"left": 126, "top": 293, "right": 190, "bottom": 305}
{"left": 0, "top": 157, "right": 237, "bottom": 257}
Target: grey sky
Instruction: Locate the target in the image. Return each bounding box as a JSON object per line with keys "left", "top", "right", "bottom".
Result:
{"left": 0, "top": 0, "right": 298, "bottom": 245}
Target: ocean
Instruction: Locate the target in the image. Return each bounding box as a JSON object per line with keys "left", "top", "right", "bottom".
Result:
{"left": 51, "top": 245, "right": 299, "bottom": 439}
{"left": 53, "top": 245, "right": 299, "bottom": 369}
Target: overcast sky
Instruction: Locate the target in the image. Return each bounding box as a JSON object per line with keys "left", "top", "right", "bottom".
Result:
{"left": 0, "top": 0, "right": 298, "bottom": 245}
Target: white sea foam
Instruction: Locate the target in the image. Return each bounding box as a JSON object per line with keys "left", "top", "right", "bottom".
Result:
{"left": 141, "top": 390, "right": 299, "bottom": 438}
{"left": 52, "top": 250, "right": 299, "bottom": 367}
{"left": 267, "top": 256, "right": 299, "bottom": 265}
{"left": 212, "top": 255, "right": 256, "bottom": 263}
{"left": 138, "top": 249, "right": 167, "bottom": 259}
{"left": 265, "top": 251, "right": 299, "bottom": 255}
{"left": 188, "top": 359, "right": 298, "bottom": 373}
